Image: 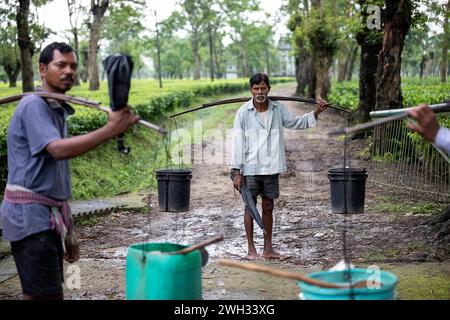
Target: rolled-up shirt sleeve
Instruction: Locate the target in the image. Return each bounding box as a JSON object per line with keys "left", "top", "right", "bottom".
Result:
{"left": 231, "top": 111, "right": 245, "bottom": 171}
{"left": 21, "top": 98, "right": 61, "bottom": 157}
{"left": 435, "top": 127, "right": 450, "bottom": 155}
{"left": 281, "top": 105, "right": 316, "bottom": 129}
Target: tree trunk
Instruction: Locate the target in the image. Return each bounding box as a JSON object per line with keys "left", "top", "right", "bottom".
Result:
{"left": 309, "top": 0, "right": 334, "bottom": 100}
{"left": 357, "top": 42, "right": 382, "bottom": 123}
{"left": 155, "top": 16, "right": 163, "bottom": 88}
{"left": 295, "top": 52, "right": 315, "bottom": 98}
{"left": 242, "top": 47, "right": 249, "bottom": 78}
{"left": 73, "top": 30, "right": 80, "bottom": 85}
{"left": 419, "top": 54, "right": 426, "bottom": 78}
{"left": 81, "top": 49, "right": 89, "bottom": 82}
{"left": 375, "top": 0, "right": 412, "bottom": 110}
{"left": 68, "top": 0, "right": 81, "bottom": 85}
{"left": 236, "top": 56, "right": 241, "bottom": 78}
{"left": 213, "top": 31, "right": 223, "bottom": 78}
{"left": 422, "top": 53, "right": 433, "bottom": 78}
{"left": 16, "top": 0, "right": 34, "bottom": 92}
{"left": 4, "top": 61, "right": 21, "bottom": 88}
{"left": 88, "top": 0, "right": 109, "bottom": 91}
{"left": 88, "top": 18, "right": 100, "bottom": 90}
{"left": 345, "top": 44, "right": 358, "bottom": 81}
{"left": 313, "top": 53, "right": 332, "bottom": 100}
{"left": 208, "top": 25, "right": 214, "bottom": 82}
{"left": 191, "top": 28, "right": 201, "bottom": 80}
{"left": 337, "top": 50, "right": 346, "bottom": 83}
{"left": 440, "top": 0, "right": 450, "bottom": 83}
{"left": 264, "top": 46, "right": 270, "bottom": 75}
{"left": 356, "top": 0, "right": 383, "bottom": 123}
{"left": 290, "top": 1, "right": 315, "bottom": 98}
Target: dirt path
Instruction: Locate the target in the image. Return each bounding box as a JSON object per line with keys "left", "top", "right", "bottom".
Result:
{"left": 0, "top": 85, "right": 449, "bottom": 300}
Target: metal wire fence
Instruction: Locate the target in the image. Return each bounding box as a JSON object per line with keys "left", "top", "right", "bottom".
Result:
{"left": 369, "top": 115, "right": 450, "bottom": 203}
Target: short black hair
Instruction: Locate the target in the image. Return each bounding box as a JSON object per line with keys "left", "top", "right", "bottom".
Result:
{"left": 249, "top": 73, "right": 270, "bottom": 88}
{"left": 39, "top": 42, "right": 77, "bottom": 66}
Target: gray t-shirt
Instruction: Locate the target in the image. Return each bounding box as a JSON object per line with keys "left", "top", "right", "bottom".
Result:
{"left": 0, "top": 94, "right": 74, "bottom": 241}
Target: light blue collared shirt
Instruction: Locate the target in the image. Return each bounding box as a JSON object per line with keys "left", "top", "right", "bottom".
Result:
{"left": 435, "top": 127, "right": 450, "bottom": 155}
{"left": 231, "top": 98, "right": 316, "bottom": 176}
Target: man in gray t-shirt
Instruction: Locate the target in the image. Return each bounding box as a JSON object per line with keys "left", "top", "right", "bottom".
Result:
{"left": 0, "top": 42, "right": 139, "bottom": 300}
{"left": 1, "top": 95, "right": 73, "bottom": 242}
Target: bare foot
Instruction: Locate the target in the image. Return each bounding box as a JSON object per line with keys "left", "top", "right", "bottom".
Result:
{"left": 244, "top": 252, "right": 261, "bottom": 260}
{"left": 262, "top": 251, "right": 292, "bottom": 261}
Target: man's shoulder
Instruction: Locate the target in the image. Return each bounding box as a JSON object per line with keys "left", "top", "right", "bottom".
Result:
{"left": 19, "top": 93, "right": 47, "bottom": 104}
{"left": 16, "top": 94, "right": 49, "bottom": 114}
{"left": 236, "top": 100, "right": 253, "bottom": 115}
{"left": 270, "top": 99, "right": 286, "bottom": 110}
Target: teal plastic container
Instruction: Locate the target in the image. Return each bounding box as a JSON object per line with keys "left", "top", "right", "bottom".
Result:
{"left": 126, "top": 242, "right": 202, "bottom": 300}
{"left": 298, "top": 268, "right": 398, "bottom": 300}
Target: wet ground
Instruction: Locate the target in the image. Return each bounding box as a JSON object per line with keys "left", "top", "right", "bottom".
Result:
{"left": 0, "top": 86, "right": 449, "bottom": 300}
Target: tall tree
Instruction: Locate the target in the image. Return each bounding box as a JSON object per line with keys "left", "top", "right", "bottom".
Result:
{"left": 16, "top": 0, "right": 34, "bottom": 92}
{"left": 220, "top": 0, "right": 260, "bottom": 78}
{"left": 197, "top": 1, "right": 221, "bottom": 81}
{"left": 87, "top": 0, "right": 109, "bottom": 91}
{"left": 440, "top": 0, "right": 450, "bottom": 82}
{"left": 356, "top": 0, "right": 383, "bottom": 123}
{"left": 345, "top": 45, "right": 359, "bottom": 81}
{"left": 1, "top": 0, "right": 51, "bottom": 89}
{"left": 102, "top": 1, "right": 145, "bottom": 75}
{"left": 178, "top": 0, "right": 206, "bottom": 80}
{"left": 375, "top": 0, "right": 413, "bottom": 110}
{"left": 213, "top": 28, "right": 225, "bottom": 78}
{"left": 286, "top": 0, "right": 316, "bottom": 98}
{"left": 154, "top": 10, "right": 163, "bottom": 87}
{"left": 402, "top": 28, "right": 432, "bottom": 78}
{"left": 307, "top": 0, "right": 338, "bottom": 99}
{"left": 145, "top": 12, "right": 179, "bottom": 80}
{"left": 336, "top": 0, "right": 358, "bottom": 83}
{"left": 67, "top": 0, "right": 83, "bottom": 85}
{"left": 0, "top": 25, "right": 21, "bottom": 87}
{"left": 159, "top": 36, "right": 194, "bottom": 79}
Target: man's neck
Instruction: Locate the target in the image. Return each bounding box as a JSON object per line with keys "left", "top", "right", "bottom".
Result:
{"left": 41, "top": 83, "right": 66, "bottom": 94}
{"left": 253, "top": 101, "right": 268, "bottom": 112}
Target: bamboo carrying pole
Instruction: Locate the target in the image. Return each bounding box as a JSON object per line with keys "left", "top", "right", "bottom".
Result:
{"left": 169, "top": 96, "right": 351, "bottom": 118}
{"left": 167, "top": 234, "right": 224, "bottom": 255}
{"left": 328, "top": 102, "right": 450, "bottom": 136}
{"left": 0, "top": 92, "right": 167, "bottom": 134}
{"left": 218, "top": 259, "right": 377, "bottom": 289}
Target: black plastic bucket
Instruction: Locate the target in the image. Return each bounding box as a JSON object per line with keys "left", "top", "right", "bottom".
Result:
{"left": 327, "top": 168, "right": 368, "bottom": 214}
{"left": 155, "top": 169, "right": 192, "bottom": 212}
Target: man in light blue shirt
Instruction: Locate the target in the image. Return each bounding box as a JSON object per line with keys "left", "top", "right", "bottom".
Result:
{"left": 408, "top": 104, "right": 450, "bottom": 155}
{"left": 230, "top": 73, "right": 328, "bottom": 260}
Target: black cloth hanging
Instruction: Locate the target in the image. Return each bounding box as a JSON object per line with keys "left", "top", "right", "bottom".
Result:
{"left": 102, "top": 54, "right": 134, "bottom": 111}
{"left": 230, "top": 171, "right": 265, "bottom": 231}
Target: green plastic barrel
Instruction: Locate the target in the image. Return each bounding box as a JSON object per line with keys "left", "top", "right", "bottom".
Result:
{"left": 298, "top": 268, "right": 398, "bottom": 300}
{"left": 126, "top": 242, "right": 202, "bottom": 300}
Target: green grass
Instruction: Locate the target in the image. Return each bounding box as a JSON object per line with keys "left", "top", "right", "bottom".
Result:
{"left": 382, "top": 262, "right": 450, "bottom": 300}
{"left": 361, "top": 241, "right": 428, "bottom": 262}
{"left": 368, "top": 195, "right": 447, "bottom": 215}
